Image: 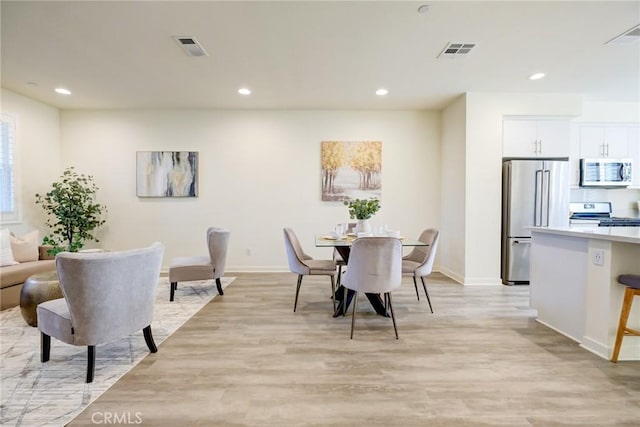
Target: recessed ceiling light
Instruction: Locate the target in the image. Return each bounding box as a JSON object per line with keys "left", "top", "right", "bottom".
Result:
{"left": 238, "top": 88, "right": 251, "bottom": 95}
{"left": 529, "top": 73, "right": 545, "bottom": 80}
{"left": 376, "top": 88, "right": 388, "bottom": 96}
{"left": 54, "top": 87, "right": 72, "bottom": 95}
{"left": 417, "top": 5, "right": 430, "bottom": 14}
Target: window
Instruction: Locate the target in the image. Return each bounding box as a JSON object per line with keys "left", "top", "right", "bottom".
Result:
{"left": 1, "top": 115, "right": 19, "bottom": 223}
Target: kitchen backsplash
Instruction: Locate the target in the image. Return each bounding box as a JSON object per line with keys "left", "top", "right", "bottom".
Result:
{"left": 570, "top": 188, "right": 640, "bottom": 218}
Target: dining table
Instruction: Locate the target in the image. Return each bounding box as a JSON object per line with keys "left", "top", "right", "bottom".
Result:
{"left": 315, "top": 234, "right": 429, "bottom": 317}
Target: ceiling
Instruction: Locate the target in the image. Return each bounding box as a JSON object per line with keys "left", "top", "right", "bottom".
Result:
{"left": 2, "top": 1, "right": 639, "bottom": 111}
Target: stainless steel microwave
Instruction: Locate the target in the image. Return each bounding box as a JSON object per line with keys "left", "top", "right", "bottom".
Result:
{"left": 579, "top": 158, "right": 632, "bottom": 187}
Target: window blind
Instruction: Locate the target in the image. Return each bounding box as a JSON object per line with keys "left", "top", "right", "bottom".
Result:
{"left": 0, "top": 116, "right": 17, "bottom": 221}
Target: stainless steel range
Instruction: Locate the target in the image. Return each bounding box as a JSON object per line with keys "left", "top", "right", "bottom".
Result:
{"left": 569, "top": 202, "right": 640, "bottom": 227}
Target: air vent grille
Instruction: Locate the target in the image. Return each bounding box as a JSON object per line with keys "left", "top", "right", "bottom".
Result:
{"left": 174, "top": 36, "right": 208, "bottom": 57}
{"left": 438, "top": 42, "right": 476, "bottom": 59}
{"left": 606, "top": 24, "right": 640, "bottom": 45}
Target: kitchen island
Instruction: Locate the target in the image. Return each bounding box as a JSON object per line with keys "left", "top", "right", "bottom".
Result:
{"left": 529, "top": 226, "right": 640, "bottom": 361}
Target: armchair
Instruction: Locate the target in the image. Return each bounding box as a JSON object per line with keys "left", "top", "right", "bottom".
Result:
{"left": 37, "top": 242, "right": 164, "bottom": 382}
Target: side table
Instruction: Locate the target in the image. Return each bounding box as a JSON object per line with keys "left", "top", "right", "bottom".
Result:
{"left": 20, "top": 270, "right": 62, "bottom": 327}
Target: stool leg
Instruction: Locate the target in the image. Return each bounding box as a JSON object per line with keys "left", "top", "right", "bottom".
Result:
{"left": 611, "top": 287, "right": 634, "bottom": 363}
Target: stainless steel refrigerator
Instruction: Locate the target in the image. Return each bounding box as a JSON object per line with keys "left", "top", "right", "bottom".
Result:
{"left": 501, "top": 159, "right": 569, "bottom": 285}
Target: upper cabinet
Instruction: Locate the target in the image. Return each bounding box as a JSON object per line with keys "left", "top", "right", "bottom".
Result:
{"left": 579, "top": 125, "right": 629, "bottom": 158}
{"left": 503, "top": 118, "right": 570, "bottom": 158}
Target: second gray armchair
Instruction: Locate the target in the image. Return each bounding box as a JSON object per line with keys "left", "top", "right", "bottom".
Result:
{"left": 169, "top": 227, "right": 230, "bottom": 301}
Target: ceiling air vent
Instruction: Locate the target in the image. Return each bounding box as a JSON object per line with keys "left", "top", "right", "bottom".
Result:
{"left": 606, "top": 24, "right": 640, "bottom": 45}
{"left": 438, "top": 42, "right": 476, "bottom": 59}
{"left": 174, "top": 36, "right": 209, "bottom": 57}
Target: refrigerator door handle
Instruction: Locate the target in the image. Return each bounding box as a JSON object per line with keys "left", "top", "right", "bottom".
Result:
{"left": 534, "top": 169, "right": 543, "bottom": 226}
{"left": 543, "top": 169, "right": 551, "bottom": 226}
{"left": 513, "top": 240, "right": 530, "bottom": 245}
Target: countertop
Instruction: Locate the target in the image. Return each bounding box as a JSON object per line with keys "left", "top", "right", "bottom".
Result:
{"left": 529, "top": 226, "right": 640, "bottom": 244}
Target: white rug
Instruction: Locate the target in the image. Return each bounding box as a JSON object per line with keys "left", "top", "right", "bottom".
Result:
{"left": 0, "top": 277, "right": 234, "bottom": 427}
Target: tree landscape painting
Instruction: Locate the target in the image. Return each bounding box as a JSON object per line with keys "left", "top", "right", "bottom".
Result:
{"left": 321, "top": 141, "right": 381, "bottom": 202}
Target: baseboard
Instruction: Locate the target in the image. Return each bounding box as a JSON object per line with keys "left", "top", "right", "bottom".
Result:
{"left": 437, "top": 266, "right": 502, "bottom": 286}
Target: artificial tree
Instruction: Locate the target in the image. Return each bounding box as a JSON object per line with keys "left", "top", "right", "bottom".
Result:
{"left": 35, "top": 167, "right": 107, "bottom": 255}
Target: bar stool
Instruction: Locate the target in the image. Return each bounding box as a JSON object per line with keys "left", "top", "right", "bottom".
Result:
{"left": 611, "top": 274, "right": 640, "bottom": 363}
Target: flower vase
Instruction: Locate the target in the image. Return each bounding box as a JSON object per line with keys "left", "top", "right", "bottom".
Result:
{"left": 355, "top": 219, "right": 371, "bottom": 234}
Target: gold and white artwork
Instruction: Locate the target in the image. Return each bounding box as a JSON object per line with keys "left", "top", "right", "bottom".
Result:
{"left": 321, "top": 141, "right": 381, "bottom": 202}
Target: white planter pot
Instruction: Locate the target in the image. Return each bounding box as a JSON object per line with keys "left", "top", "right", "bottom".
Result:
{"left": 355, "top": 219, "right": 371, "bottom": 234}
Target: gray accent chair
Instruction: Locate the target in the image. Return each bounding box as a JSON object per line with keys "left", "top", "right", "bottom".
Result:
{"left": 333, "top": 222, "right": 355, "bottom": 286}
{"left": 342, "top": 237, "right": 403, "bottom": 339}
{"left": 402, "top": 228, "right": 439, "bottom": 313}
{"left": 37, "top": 242, "right": 164, "bottom": 383}
{"left": 283, "top": 227, "right": 337, "bottom": 312}
{"left": 168, "top": 227, "right": 230, "bottom": 302}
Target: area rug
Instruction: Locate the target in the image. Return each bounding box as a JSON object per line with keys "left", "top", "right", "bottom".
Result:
{"left": 0, "top": 277, "right": 234, "bottom": 427}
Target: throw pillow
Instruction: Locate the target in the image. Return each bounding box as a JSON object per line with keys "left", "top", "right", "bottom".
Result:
{"left": 10, "top": 230, "right": 40, "bottom": 263}
{"left": 0, "top": 229, "right": 19, "bottom": 267}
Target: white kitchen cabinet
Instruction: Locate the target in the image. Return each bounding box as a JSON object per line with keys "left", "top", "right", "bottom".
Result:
{"left": 579, "top": 126, "right": 629, "bottom": 158}
{"left": 503, "top": 118, "right": 570, "bottom": 158}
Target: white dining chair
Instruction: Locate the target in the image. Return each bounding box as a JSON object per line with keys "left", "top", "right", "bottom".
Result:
{"left": 402, "top": 228, "right": 439, "bottom": 313}
{"left": 341, "top": 237, "right": 403, "bottom": 339}
{"left": 283, "top": 227, "right": 337, "bottom": 312}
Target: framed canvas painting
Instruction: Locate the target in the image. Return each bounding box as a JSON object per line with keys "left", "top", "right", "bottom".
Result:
{"left": 136, "top": 151, "right": 198, "bottom": 197}
{"left": 321, "top": 141, "right": 381, "bottom": 201}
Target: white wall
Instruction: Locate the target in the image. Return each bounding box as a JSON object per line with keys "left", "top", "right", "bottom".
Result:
{"left": 461, "top": 93, "right": 583, "bottom": 284}
{"left": 0, "top": 89, "right": 61, "bottom": 236}
{"left": 60, "top": 109, "right": 441, "bottom": 271}
{"left": 439, "top": 95, "right": 467, "bottom": 283}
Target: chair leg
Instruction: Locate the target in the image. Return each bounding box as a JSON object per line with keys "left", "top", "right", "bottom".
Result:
{"left": 170, "top": 282, "right": 177, "bottom": 302}
{"left": 388, "top": 292, "right": 399, "bottom": 339}
{"left": 87, "top": 345, "right": 95, "bottom": 383}
{"left": 421, "top": 276, "right": 433, "bottom": 313}
{"left": 612, "top": 287, "right": 635, "bottom": 363}
{"left": 41, "top": 332, "right": 51, "bottom": 362}
{"left": 350, "top": 292, "right": 359, "bottom": 339}
{"left": 143, "top": 325, "right": 158, "bottom": 353}
{"left": 343, "top": 285, "right": 349, "bottom": 317}
{"left": 337, "top": 265, "right": 342, "bottom": 287}
{"left": 293, "top": 274, "right": 303, "bottom": 312}
{"left": 216, "top": 277, "right": 224, "bottom": 296}
{"left": 412, "top": 276, "right": 420, "bottom": 301}
{"left": 330, "top": 275, "right": 336, "bottom": 311}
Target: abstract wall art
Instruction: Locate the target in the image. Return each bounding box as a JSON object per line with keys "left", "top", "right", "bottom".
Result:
{"left": 321, "top": 141, "right": 381, "bottom": 202}
{"left": 136, "top": 151, "right": 198, "bottom": 197}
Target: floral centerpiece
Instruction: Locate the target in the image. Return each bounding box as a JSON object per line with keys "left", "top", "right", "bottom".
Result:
{"left": 344, "top": 198, "right": 380, "bottom": 233}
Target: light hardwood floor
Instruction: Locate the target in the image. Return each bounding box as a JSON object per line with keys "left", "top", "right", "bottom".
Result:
{"left": 69, "top": 273, "right": 639, "bottom": 426}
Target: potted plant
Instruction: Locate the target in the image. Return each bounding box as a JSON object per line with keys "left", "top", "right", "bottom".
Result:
{"left": 35, "top": 167, "right": 107, "bottom": 255}
{"left": 343, "top": 198, "right": 380, "bottom": 233}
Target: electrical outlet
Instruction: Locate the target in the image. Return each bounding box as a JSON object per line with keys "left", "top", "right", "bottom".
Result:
{"left": 593, "top": 249, "right": 604, "bottom": 266}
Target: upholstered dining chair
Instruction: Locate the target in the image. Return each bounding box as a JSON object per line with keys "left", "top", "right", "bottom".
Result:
{"left": 342, "top": 237, "right": 403, "bottom": 339}
{"left": 283, "top": 227, "right": 337, "bottom": 312}
{"left": 333, "top": 222, "right": 356, "bottom": 285}
{"left": 402, "top": 228, "right": 440, "bottom": 313}
{"left": 37, "top": 242, "right": 164, "bottom": 383}
{"left": 168, "top": 227, "right": 230, "bottom": 302}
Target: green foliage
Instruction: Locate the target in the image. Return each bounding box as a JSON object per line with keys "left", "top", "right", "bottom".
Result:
{"left": 35, "top": 167, "right": 107, "bottom": 255}
{"left": 343, "top": 198, "right": 380, "bottom": 220}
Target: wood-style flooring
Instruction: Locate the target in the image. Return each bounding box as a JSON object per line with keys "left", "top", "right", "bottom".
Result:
{"left": 69, "top": 273, "right": 640, "bottom": 426}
